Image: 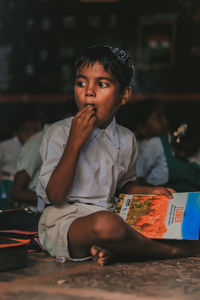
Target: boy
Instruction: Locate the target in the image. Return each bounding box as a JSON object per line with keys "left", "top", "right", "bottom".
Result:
{"left": 11, "top": 124, "right": 50, "bottom": 212}
{"left": 0, "top": 112, "right": 42, "bottom": 178}
{"left": 136, "top": 118, "right": 200, "bottom": 192}
{"left": 11, "top": 98, "right": 77, "bottom": 211}
{"left": 37, "top": 45, "right": 198, "bottom": 265}
{"left": 117, "top": 98, "right": 169, "bottom": 143}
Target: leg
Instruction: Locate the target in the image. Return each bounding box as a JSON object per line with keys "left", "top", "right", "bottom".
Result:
{"left": 68, "top": 211, "right": 199, "bottom": 265}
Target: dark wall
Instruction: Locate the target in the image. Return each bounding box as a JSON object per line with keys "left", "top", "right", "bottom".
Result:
{"left": 0, "top": 0, "right": 200, "bottom": 140}
{"left": 0, "top": 0, "right": 200, "bottom": 95}
{"left": 0, "top": 99, "right": 78, "bottom": 141}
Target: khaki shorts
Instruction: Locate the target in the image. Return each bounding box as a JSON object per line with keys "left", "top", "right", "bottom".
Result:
{"left": 38, "top": 202, "right": 106, "bottom": 261}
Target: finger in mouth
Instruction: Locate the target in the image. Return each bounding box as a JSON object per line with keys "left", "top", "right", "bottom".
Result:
{"left": 85, "top": 103, "right": 97, "bottom": 112}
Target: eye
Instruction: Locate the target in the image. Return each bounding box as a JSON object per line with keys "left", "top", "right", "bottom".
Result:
{"left": 98, "top": 81, "right": 109, "bottom": 88}
{"left": 76, "top": 81, "right": 86, "bottom": 87}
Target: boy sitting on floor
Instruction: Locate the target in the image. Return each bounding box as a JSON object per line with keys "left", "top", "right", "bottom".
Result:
{"left": 36, "top": 45, "right": 198, "bottom": 266}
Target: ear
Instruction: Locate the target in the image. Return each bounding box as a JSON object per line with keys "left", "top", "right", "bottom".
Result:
{"left": 120, "top": 87, "right": 132, "bottom": 106}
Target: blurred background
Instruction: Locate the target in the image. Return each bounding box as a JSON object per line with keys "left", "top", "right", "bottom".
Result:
{"left": 0, "top": 0, "right": 200, "bottom": 140}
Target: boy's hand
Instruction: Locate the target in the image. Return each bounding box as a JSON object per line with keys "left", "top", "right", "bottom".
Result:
{"left": 150, "top": 186, "right": 176, "bottom": 199}
{"left": 120, "top": 182, "right": 176, "bottom": 199}
{"left": 68, "top": 104, "right": 96, "bottom": 148}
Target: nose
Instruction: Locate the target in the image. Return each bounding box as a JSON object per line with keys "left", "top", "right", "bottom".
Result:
{"left": 86, "top": 84, "right": 96, "bottom": 97}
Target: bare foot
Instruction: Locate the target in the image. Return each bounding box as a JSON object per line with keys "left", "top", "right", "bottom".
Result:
{"left": 90, "top": 245, "right": 113, "bottom": 266}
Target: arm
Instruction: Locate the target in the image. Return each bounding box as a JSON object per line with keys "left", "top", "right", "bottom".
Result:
{"left": 117, "top": 135, "right": 175, "bottom": 198}
{"left": 121, "top": 180, "right": 175, "bottom": 198}
{"left": 11, "top": 170, "right": 37, "bottom": 204}
{"left": 46, "top": 105, "right": 96, "bottom": 206}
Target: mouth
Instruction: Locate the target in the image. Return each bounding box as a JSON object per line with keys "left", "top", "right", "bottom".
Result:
{"left": 85, "top": 103, "right": 97, "bottom": 112}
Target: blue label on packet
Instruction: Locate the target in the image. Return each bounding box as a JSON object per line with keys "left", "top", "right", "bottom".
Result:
{"left": 182, "top": 193, "right": 200, "bottom": 240}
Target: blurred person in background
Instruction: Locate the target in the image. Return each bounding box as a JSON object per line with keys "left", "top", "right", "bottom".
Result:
{"left": 0, "top": 109, "right": 42, "bottom": 179}
{"left": 11, "top": 99, "right": 77, "bottom": 212}
{"left": 116, "top": 98, "right": 169, "bottom": 152}
{"left": 136, "top": 117, "right": 200, "bottom": 192}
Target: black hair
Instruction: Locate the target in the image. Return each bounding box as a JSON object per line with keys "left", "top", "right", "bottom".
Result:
{"left": 131, "top": 99, "right": 163, "bottom": 129}
{"left": 116, "top": 98, "right": 163, "bottom": 131}
{"left": 75, "top": 44, "right": 135, "bottom": 92}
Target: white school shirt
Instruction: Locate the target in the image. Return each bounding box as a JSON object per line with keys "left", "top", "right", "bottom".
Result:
{"left": 0, "top": 136, "right": 22, "bottom": 176}
{"left": 36, "top": 117, "right": 137, "bottom": 209}
{"left": 17, "top": 125, "right": 50, "bottom": 212}
{"left": 136, "top": 137, "right": 169, "bottom": 185}
{"left": 136, "top": 136, "right": 200, "bottom": 186}
{"left": 17, "top": 125, "right": 50, "bottom": 192}
{"left": 17, "top": 131, "right": 43, "bottom": 192}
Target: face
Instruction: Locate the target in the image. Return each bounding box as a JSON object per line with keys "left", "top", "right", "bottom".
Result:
{"left": 139, "top": 109, "right": 169, "bottom": 139}
{"left": 74, "top": 62, "right": 130, "bottom": 128}
{"left": 17, "top": 121, "right": 42, "bottom": 144}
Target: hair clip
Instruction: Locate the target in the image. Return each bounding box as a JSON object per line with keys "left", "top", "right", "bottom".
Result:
{"left": 173, "top": 123, "right": 187, "bottom": 143}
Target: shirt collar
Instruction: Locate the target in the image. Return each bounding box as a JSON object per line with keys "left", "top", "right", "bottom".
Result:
{"left": 89, "top": 118, "right": 120, "bottom": 149}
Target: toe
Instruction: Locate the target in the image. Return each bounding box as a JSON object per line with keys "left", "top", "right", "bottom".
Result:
{"left": 90, "top": 245, "right": 103, "bottom": 259}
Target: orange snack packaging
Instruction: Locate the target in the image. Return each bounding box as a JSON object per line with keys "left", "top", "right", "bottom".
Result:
{"left": 114, "top": 192, "right": 200, "bottom": 240}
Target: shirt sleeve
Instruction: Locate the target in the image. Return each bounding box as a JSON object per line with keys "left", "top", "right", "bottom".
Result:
{"left": 17, "top": 134, "right": 42, "bottom": 178}
{"left": 136, "top": 137, "right": 168, "bottom": 185}
{"left": 37, "top": 124, "right": 70, "bottom": 199}
{"left": 117, "top": 134, "right": 138, "bottom": 189}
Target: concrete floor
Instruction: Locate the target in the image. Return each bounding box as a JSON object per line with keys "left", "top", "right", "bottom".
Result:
{"left": 0, "top": 251, "right": 200, "bottom": 300}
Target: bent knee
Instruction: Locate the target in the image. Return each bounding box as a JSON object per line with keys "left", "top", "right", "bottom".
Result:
{"left": 92, "top": 211, "right": 128, "bottom": 242}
